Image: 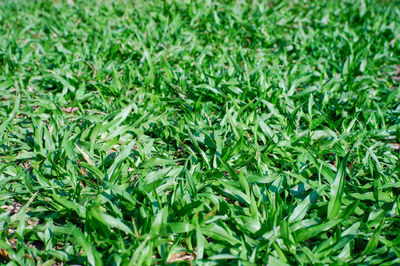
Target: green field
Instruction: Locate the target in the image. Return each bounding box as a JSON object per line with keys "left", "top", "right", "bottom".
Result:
{"left": 1, "top": 0, "right": 400, "bottom": 264}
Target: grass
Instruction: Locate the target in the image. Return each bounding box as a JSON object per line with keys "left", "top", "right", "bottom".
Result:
{"left": 1, "top": 0, "right": 400, "bottom": 264}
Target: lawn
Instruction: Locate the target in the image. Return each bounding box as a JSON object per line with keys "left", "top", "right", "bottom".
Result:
{"left": 1, "top": 0, "right": 400, "bottom": 264}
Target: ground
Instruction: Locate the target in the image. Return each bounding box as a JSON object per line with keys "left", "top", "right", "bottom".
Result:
{"left": 0, "top": 0, "right": 400, "bottom": 265}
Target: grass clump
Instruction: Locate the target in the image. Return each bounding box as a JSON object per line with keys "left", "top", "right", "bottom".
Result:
{"left": 1, "top": 0, "right": 400, "bottom": 264}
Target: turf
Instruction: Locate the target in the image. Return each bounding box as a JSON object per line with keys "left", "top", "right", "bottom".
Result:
{"left": 1, "top": 0, "right": 400, "bottom": 265}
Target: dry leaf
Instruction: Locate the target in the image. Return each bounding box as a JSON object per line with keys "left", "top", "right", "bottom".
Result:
{"left": 167, "top": 252, "right": 194, "bottom": 264}
{"left": 75, "top": 144, "right": 94, "bottom": 166}
{"left": 60, "top": 107, "right": 79, "bottom": 114}
{"left": 389, "top": 143, "right": 400, "bottom": 150}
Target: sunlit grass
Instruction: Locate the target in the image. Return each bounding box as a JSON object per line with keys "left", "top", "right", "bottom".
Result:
{"left": 0, "top": 0, "right": 400, "bottom": 264}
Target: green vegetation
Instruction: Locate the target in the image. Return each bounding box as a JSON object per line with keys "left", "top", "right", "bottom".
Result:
{"left": 1, "top": 0, "right": 400, "bottom": 264}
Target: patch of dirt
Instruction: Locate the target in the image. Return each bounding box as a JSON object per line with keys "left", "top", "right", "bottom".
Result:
{"left": 0, "top": 200, "right": 23, "bottom": 215}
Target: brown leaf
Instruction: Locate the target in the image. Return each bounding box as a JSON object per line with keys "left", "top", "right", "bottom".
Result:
{"left": 60, "top": 107, "right": 79, "bottom": 114}
{"left": 389, "top": 143, "right": 400, "bottom": 150}
{"left": 26, "top": 219, "right": 39, "bottom": 227}
{"left": 392, "top": 76, "right": 400, "bottom": 82}
{"left": 75, "top": 144, "right": 94, "bottom": 166}
{"left": 167, "top": 252, "right": 194, "bottom": 264}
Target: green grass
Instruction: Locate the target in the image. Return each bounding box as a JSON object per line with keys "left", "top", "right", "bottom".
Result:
{"left": 1, "top": 0, "right": 400, "bottom": 264}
